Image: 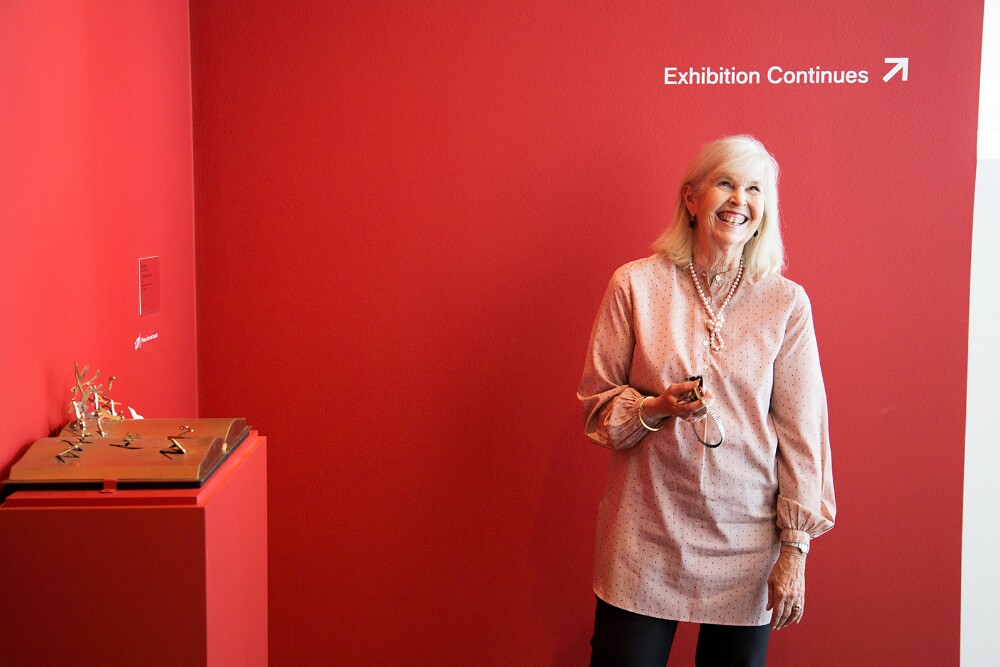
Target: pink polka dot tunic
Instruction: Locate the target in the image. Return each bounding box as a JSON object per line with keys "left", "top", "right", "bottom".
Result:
{"left": 578, "top": 255, "right": 835, "bottom": 626}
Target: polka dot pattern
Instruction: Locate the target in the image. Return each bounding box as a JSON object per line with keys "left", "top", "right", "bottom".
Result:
{"left": 577, "top": 255, "right": 835, "bottom": 626}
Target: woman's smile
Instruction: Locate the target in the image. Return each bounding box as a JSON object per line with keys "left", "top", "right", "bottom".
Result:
{"left": 716, "top": 210, "right": 748, "bottom": 226}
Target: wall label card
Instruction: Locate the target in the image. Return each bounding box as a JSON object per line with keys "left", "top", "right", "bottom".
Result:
{"left": 138, "top": 256, "right": 160, "bottom": 316}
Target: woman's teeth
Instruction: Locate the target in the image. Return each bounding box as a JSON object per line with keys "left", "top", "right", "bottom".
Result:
{"left": 717, "top": 212, "right": 747, "bottom": 225}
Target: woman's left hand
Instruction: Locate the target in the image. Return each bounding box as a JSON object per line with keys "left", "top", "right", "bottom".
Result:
{"left": 766, "top": 547, "right": 806, "bottom": 631}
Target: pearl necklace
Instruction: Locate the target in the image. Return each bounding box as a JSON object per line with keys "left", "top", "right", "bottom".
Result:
{"left": 688, "top": 256, "right": 744, "bottom": 351}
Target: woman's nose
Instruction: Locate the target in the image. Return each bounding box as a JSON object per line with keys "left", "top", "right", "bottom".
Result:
{"left": 730, "top": 187, "right": 747, "bottom": 206}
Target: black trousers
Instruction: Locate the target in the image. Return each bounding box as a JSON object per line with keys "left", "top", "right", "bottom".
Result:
{"left": 590, "top": 597, "right": 771, "bottom": 667}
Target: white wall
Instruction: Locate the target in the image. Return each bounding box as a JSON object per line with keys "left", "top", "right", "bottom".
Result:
{"left": 962, "top": 2, "right": 999, "bottom": 664}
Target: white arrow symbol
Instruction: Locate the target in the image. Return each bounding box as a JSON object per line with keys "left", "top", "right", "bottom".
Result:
{"left": 883, "top": 57, "right": 909, "bottom": 82}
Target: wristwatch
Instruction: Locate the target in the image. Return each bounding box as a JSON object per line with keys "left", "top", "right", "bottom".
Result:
{"left": 781, "top": 541, "right": 809, "bottom": 555}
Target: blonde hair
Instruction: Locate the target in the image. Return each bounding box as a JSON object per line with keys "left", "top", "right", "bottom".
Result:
{"left": 653, "top": 135, "right": 784, "bottom": 277}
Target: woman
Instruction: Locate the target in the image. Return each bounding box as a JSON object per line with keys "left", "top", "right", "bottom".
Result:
{"left": 578, "top": 135, "right": 835, "bottom": 666}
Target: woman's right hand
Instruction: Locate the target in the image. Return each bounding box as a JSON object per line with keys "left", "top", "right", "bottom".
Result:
{"left": 640, "top": 380, "right": 712, "bottom": 422}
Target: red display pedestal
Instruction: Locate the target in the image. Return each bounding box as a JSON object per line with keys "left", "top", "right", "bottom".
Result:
{"left": 0, "top": 433, "right": 268, "bottom": 667}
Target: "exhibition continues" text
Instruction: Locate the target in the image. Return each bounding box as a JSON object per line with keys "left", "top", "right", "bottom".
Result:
{"left": 664, "top": 66, "right": 870, "bottom": 86}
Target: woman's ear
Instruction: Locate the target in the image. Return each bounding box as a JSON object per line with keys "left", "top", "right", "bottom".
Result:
{"left": 683, "top": 183, "right": 697, "bottom": 216}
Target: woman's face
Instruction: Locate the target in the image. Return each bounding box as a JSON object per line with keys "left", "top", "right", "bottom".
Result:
{"left": 685, "top": 164, "right": 765, "bottom": 257}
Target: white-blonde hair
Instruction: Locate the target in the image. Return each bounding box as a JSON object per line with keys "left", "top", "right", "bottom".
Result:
{"left": 653, "top": 135, "right": 784, "bottom": 277}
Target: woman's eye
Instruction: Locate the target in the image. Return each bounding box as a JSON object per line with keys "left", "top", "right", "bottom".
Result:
{"left": 749, "top": 186, "right": 760, "bottom": 193}
{"left": 718, "top": 180, "right": 732, "bottom": 188}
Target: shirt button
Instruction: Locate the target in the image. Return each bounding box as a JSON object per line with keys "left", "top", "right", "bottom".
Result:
{"left": 702, "top": 341, "right": 709, "bottom": 347}
{"left": 714, "top": 275, "right": 723, "bottom": 283}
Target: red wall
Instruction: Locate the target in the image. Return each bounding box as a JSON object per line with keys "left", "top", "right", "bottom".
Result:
{"left": 1, "top": 1, "right": 980, "bottom": 663}
{"left": 0, "top": 2, "right": 198, "bottom": 481}
{"left": 190, "top": 1, "right": 979, "bottom": 664}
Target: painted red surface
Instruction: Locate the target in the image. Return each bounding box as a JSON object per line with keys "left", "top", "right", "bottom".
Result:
{"left": 0, "top": 0, "right": 983, "bottom": 664}
{"left": 206, "top": 435, "right": 269, "bottom": 666}
{"left": 0, "top": 1, "right": 198, "bottom": 479}
{"left": 0, "top": 435, "right": 267, "bottom": 667}
{"left": 190, "top": 1, "right": 983, "bottom": 664}
{"left": 0, "top": 2, "right": 205, "bottom": 663}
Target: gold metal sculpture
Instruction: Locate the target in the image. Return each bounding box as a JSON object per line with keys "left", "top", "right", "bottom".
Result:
{"left": 68, "top": 361, "right": 126, "bottom": 437}
{"left": 160, "top": 425, "right": 194, "bottom": 459}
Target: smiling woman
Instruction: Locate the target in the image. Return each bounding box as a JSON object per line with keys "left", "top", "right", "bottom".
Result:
{"left": 685, "top": 171, "right": 764, "bottom": 271}
{"left": 655, "top": 135, "right": 783, "bottom": 278}
{"left": 578, "top": 136, "right": 835, "bottom": 666}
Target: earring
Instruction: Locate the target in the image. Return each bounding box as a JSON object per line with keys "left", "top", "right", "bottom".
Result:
{"left": 753, "top": 230, "right": 758, "bottom": 237}
{"left": 689, "top": 216, "right": 697, "bottom": 228}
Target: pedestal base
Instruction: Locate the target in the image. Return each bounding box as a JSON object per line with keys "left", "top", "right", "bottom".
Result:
{"left": 0, "top": 434, "right": 268, "bottom": 666}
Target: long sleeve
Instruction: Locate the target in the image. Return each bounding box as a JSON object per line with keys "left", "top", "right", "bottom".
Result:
{"left": 577, "top": 265, "right": 652, "bottom": 450}
{"left": 770, "top": 286, "right": 836, "bottom": 545}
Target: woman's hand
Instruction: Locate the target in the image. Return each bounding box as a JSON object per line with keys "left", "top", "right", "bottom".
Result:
{"left": 766, "top": 547, "right": 806, "bottom": 631}
{"left": 640, "top": 380, "right": 712, "bottom": 422}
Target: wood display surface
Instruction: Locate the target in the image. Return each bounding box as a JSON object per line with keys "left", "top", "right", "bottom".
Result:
{"left": 7, "top": 418, "right": 249, "bottom": 486}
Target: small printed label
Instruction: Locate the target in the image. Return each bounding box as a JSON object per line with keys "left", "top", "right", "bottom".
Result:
{"left": 138, "top": 256, "right": 160, "bottom": 316}
{"left": 134, "top": 332, "right": 159, "bottom": 350}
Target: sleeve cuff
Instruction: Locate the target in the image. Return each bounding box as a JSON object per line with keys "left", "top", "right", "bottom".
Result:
{"left": 779, "top": 529, "right": 811, "bottom": 544}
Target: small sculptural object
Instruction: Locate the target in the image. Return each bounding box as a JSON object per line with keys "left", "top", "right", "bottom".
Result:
{"left": 68, "top": 361, "right": 125, "bottom": 436}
